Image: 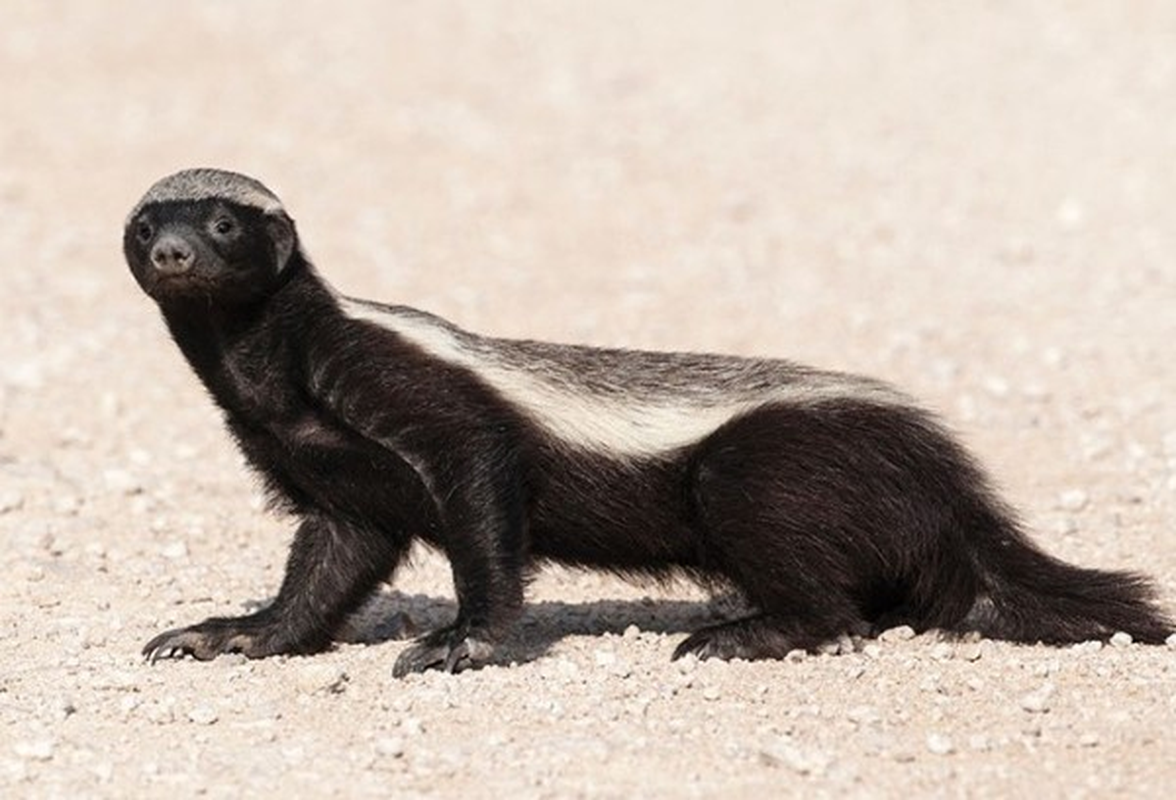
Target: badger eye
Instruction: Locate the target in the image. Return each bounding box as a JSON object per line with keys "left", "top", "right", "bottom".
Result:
{"left": 135, "top": 220, "right": 153, "bottom": 243}
{"left": 212, "top": 217, "right": 236, "bottom": 236}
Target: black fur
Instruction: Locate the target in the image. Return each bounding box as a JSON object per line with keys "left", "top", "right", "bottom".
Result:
{"left": 124, "top": 169, "right": 1173, "bottom": 675}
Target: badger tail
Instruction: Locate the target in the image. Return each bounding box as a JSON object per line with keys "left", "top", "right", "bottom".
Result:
{"left": 968, "top": 509, "right": 1173, "bottom": 644}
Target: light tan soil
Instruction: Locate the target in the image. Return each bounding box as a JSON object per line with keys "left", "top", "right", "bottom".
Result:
{"left": 2, "top": 2, "right": 1175, "bottom": 797}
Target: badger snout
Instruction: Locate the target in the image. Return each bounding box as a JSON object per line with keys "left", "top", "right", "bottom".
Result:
{"left": 150, "top": 233, "right": 195, "bottom": 276}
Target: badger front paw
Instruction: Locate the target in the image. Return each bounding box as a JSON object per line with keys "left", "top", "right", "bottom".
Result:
{"left": 392, "top": 624, "right": 495, "bottom": 677}
{"left": 142, "top": 613, "right": 308, "bottom": 663}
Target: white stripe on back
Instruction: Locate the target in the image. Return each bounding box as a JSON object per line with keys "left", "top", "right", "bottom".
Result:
{"left": 340, "top": 299, "right": 902, "bottom": 457}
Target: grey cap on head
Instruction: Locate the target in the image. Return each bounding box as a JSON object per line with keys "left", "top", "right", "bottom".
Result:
{"left": 128, "top": 168, "right": 285, "bottom": 223}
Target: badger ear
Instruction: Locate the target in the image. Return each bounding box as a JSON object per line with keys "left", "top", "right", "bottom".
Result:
{"left": 266, "top": 210, "right": 296, "bottom": 271}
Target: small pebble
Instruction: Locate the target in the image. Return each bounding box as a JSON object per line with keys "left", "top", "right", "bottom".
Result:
{"left": 608, "top": 659, "right": 633, "bottom": 679}
{"left": 846, "top": 706, "right": 879, "bottom": 725}
{"left": 145, "top": 703, "right": 176, "bottom": 725}
{"left": 1020, "top": 683, "right": 1054, "bottom": 714}
{"left": 1109, "top": 631, "right": 1133, "bottom": 648}
{"left": 375, "top": 737, "right": 405, "bottom": 758}
{"left": 102, "top": 469, "right": 143, "bottom": 496}
{"left": 1166, "top": 633, "right": 1176, "bottom": 649}
{"left": 758, "top": 738, "right": 831, "bottom": 776}
{"left": 1078, "top": 733, "right": 1100, "bottom": 748}
{"left": 930, "top": 642, "right": 954, "bottom": 660}
{"left": 983, "top": 377, "right": 1010, "bottom": 397}
{"left": 1042, "top": 346, "right": 1065, "bottom": 367}
{"left": 1057, "top": 489, "right": 1089, "bottom": 512}
{"left": 1033, "top": 661, "right": 1058, "bottom": 678}
{"left": 926, "top": 733, "right": 954, "bottom": 755}
{"left": 968, "top": 734, "right": 991, "bottom": 751}
{"left": 702, "top": 686, "right": 721, "bottom": 702}
{"left": 879, "top": 625, "right": 916, "bottom": 643}
{"left": 53, "top": 495, "right": 82, "bottom": 516}
{"left": 0, "top": 491, "right": 24, "bottom": 514}
{"left": 958, "top": 643, "right": 984, "bottom": 662}
{"left": 817, "top": 639, "right": 840, "bottom": 656}
{"left": 295, "top": 664, "right": 348, "bottom": 694}
{"left": 187, "top": 705, "right": 218, "bottom": 725}
{"left": 159, "top": 541, "right": 188, "bottom": 560}
{"left": 13, "top": 739, "right": 56, "bottom": 761}
{"left": 816, "top": 633, "right": 856, "bottom": 656}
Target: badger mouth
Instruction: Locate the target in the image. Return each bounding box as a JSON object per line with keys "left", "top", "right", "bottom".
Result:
{"left": 146, "top": 270, "right": 219, "bottom": 301}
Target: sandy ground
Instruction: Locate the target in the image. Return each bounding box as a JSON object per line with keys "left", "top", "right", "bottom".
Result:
{"left": 3, "top": 2, "right": 1176, "bottom": 797}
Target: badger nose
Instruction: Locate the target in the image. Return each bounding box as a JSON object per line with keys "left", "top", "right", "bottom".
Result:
{"left": 150, "top": 234, "right": 194, "bottom": 275}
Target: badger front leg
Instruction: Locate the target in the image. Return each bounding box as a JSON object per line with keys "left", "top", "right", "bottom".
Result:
{"left": 392, "top": 455, "right": 528, "bottom": 677}
{"left": 144, "top": 514, "right": 406, "bottom": 662}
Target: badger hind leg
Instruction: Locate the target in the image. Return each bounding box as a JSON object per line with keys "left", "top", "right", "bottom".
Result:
{"left": 680, "top": 404, "right": 918, "bottom": 662}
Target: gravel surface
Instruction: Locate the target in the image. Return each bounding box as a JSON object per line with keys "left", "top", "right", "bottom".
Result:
{"left": 3, "top": 2, "right": 1176, "bottom": 797}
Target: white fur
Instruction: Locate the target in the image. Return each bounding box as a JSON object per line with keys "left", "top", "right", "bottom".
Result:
{"left": 340, "top": 299, "right": 903, "bottom": 457}
{"left": 129, "top": 168, "right": 285, "bottom": 224}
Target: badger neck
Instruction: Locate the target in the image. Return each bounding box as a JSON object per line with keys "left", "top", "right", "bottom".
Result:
{"left": 158, "top": 253, "right": 338, "bottom": 409}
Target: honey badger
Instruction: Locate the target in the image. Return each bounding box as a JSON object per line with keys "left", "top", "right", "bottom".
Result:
{"left": 124, "top": 168, "right": 1173, "bottom": 676}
